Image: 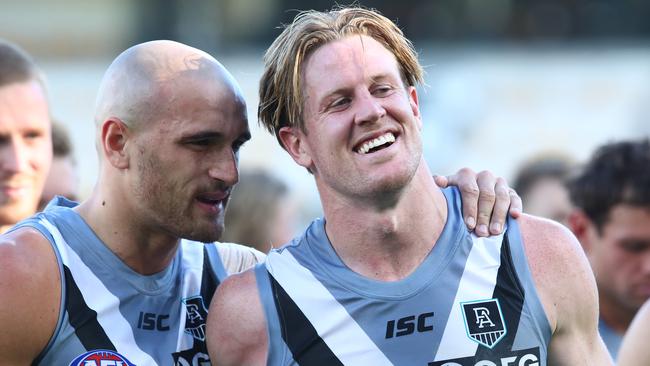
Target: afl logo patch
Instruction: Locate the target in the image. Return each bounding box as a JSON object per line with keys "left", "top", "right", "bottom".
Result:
{"left": 69, "top": 349, "right": 136, "bottom": 366}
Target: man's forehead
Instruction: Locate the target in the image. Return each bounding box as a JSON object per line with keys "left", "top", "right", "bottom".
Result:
{"left": 303, "top": 36, "right": 402, "bottom": 90}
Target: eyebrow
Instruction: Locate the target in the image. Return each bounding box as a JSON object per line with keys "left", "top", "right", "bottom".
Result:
{"left": 179, "top": 131, "right": 223, "bottom": 142}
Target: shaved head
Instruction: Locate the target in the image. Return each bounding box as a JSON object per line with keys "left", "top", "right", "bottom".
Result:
{"left": 90, "top": 40, "right": 250, "bottom": 243}
{"left": 94, "top": 40, "right": 242, "bottom": 138}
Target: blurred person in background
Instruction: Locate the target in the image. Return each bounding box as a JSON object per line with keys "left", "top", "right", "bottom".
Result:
{"left": 0, "top": 39, "right": 52, "bottom": 233}
{"left": 222, "top": 169, "right": 298, "bottom": 253}
{"left": 39, "top": 121, "right": 79, "bottom": 209}
{"left": 567, "top": 139, "right": 650, "bottom": 360}
{"left": 512, "top": 153, "right": 575, "bottom": 226}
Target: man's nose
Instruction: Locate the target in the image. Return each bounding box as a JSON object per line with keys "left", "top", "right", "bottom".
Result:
{"left": 208, "top": 149, "right": 239, "bottom": 187}
{"left": 353, "top": 91, "right": 386, "bottom": 126}
{"left": 0, "top": 138, "right": 30, "bottom": 174}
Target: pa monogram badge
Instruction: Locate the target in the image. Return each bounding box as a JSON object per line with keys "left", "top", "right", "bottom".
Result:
{"left": 461, "top": 298, "right": 506, "bottom": 348}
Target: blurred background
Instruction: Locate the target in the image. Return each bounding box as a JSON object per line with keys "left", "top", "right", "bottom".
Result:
{"left": 3, "top": 0, "right": 650, "bottom": 238}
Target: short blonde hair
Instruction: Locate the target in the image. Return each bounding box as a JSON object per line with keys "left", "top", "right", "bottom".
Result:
{"left": 258, "top": 6, "right": 424, "bottom": 146}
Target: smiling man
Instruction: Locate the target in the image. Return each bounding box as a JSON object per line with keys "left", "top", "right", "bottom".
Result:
{"left": 0, "top": 40, "right": 52, "bottom": 233}
{"left": 207, "top": 7, "right": 612, "bottom": 365}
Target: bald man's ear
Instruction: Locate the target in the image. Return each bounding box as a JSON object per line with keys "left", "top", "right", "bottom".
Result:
{"left": 279, "top": 126, "right": 313, "bottom": 172}
{"left": 101, "top": 118, "right": 131, "bottom": 169}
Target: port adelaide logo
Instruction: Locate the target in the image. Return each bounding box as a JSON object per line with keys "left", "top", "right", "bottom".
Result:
{"left": 69, "top": 350, "right": 135, "bottom": 366}
{"left": 461, "top": 298, "right": 506, "bottom": 348}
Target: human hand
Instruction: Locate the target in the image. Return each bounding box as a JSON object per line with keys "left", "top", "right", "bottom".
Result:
{"left": 434, "top": 168, "right": 522, "bottom": 236}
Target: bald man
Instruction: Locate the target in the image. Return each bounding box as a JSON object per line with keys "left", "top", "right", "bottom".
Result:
{"left": 0, "top": 40, "right": 518, "bottom": 365}
{"left": 0, "top": 40, "right": 266, "bottom": 366}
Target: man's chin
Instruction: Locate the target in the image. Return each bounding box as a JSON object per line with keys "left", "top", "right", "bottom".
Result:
{"left": 0, "top": 203, "right": 37, "bottom": 226}
{"left": 181, "top": 225, "right": 223, "bottom": 244}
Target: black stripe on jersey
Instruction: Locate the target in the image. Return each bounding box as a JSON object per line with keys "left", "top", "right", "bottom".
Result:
{"left": 270, "top": 274, "right": 344, "bottom": 366}
{"left": 64, "top": 266, "right": 116, "bottom": 351}
{"left": 200, "top": 246, "right": 220, "bottom": 308}
{"left": 475, "top": 233, "right": 525, "bottom": 358}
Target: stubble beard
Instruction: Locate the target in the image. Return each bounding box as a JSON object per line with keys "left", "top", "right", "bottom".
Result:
{"left": 134, "top": 153, "right": 223, "bottom": 244}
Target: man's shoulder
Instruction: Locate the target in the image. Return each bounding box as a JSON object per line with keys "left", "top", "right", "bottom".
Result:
{"left": 0, "top": 226, "right": 54, "bottom": 276}
{"left": 0, "top": 226, "right": 62, "bottom": 361}
{"left": 215, "top": 242, "right": 266, "bottom": 275}
{"left": 516, "top": 214, "right": 583, "bottom": 265}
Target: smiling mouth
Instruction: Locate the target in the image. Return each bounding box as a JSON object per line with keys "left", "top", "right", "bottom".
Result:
{"left": 356, "top": 132, "right": 396, "bottom": 154}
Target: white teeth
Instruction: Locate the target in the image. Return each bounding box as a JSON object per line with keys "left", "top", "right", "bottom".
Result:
{"left": 357, "top": 132, "right": 395, "bottom": 154}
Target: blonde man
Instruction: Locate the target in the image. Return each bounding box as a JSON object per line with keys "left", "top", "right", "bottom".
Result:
{"left": 208, "top": 7, "right": 611, "bottom": 365}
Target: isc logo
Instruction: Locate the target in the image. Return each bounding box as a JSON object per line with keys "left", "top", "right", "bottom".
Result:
{"left": 385, "top": 312, "right": 434, "bottom": 338}
{"left": 137, "top": 311, "right": 170, "bottom": 331}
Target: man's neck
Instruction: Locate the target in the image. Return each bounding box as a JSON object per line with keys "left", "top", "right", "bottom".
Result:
{"left": 599, "top": 294, "right": 637, "bottom": 334}
{"left": 321, "top": 168, "right": 447, "bottom": 281}
{"left": 75, "top": 189, "right": 180, "bottom": 275}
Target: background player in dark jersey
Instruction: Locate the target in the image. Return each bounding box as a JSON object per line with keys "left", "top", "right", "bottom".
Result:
{"left": 207, "top": 6, "right": 612, "bottom": 365}
{"left": 0, "top": 40, "right": 52, "bottom": 233}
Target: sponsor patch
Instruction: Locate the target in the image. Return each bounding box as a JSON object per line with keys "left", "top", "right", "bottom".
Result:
{"left": 461, "top": 298, "right": 506, "bottom": 348}
{"left": 69, "top": 349, "right": 135, "bottom": 366}
{"left": 428, "top": 346, "right": 540, "bottom": 366}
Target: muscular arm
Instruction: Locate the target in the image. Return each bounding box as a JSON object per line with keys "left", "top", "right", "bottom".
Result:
{"left": 0, "top": 228, "right": 60, "bottom": 365}
{"left": 207, "top": 269, "right": 268, "bottom": 366}
{"left": 519, "top": 215, "right": 612, "bottom": 365}
{"left": 617, "top": 300, "right": 650, "bottom": 366}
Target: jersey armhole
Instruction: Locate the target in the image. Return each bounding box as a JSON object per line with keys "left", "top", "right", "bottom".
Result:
{"left": 255, "top": 263, "right": 288, "bottom": 365}
{"left": 505, "top": 217, "right": 553, "bottom": 346}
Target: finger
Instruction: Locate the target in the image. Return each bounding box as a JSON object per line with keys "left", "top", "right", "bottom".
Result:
{"left": 489, "top": 177, "right": 510, "bottom": 234}
{"left": 508, "top": 188, "right": 523, "bottom": 218}
{"left": 475, "top": 170, "right": 497, "bottom": 237}
{"left": 433, "top": 174, "right": 449, "bottom": 188}
{"left": 453, "top": 168, "right": 479, "bottom": 230}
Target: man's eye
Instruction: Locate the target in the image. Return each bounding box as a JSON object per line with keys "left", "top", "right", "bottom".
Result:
{"left": 372, "top": 85, "right": 393, "bottom": 96}
{"left": 621, "top": 241, "right": 650, "bottom": 253}
{"left": 330, "top": 97, "right": 351, "bottom": 109}
{"left": 186, "top": 139, "right": 213, "bottom": 147}
{"left": 25, "top": 131, "right": 43, "bottom": 139}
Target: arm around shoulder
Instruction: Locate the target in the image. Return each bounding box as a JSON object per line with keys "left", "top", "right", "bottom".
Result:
{"left": 0, "top": 227, "right": 61, "bottom": 365}
{"left": 207, "top": 268, "right": 268, "bottom": 366}
{"left": 518, "top": 215, "right": 613, "bottom": 365}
